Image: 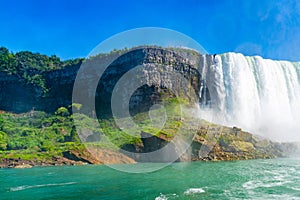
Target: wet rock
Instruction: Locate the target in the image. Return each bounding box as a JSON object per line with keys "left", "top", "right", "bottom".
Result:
{"left": 14, "top": 164, "right": 32, "bottom": 169}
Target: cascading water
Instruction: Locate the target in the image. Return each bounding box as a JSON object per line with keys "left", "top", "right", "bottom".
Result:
{"left": 200, "top": 52, "right": 300, "bottom": 141}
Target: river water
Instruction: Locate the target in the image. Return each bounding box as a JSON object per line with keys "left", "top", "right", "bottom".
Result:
{"left": 1, "top": 158, "right": 300, "bottom": 199}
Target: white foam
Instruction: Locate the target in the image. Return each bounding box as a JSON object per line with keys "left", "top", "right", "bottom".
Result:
{"left": 10, "top": 182, "right": 76, "bottom": 191}
{"left": 10, "top": 186, "right": 27, "bottom": 192}
{"left": 154, "top": 193, "right": 177, "bottom": 200}
{"left": 242, "top": 180, "right": 290, "bottom": 190}
{"left": 184, "top": 188, "right": 205, "bottom": 195}
{"left": 290, "top": 187, "right": 300, "bottom": 191}
{"left": 155, "top": 193, "right": 168, "bottom": 200}
{"left": 203, "top": 53, "right": 300, "bottom": 142}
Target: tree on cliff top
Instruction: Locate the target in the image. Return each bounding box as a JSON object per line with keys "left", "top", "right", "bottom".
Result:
{"left": 0, "top": 47, "right": 17, "bottom": 73}
{"left": 0, "top": 46, "right": 83, "bottom": 73}
{"left": 0, "top": 46, "right": 83, "bottom": 94}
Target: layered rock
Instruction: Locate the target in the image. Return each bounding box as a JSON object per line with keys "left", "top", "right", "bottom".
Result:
{"left": 0, "top": 46, "right": 297, "bottom": 167}
{"left": 0, "top": 47, "right": 211, "bottom": 114}
{"left": 119, "top": 121, "right": 286, "bottom": 163}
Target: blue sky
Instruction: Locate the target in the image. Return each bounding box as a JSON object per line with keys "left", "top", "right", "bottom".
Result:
{"left": 1, "top": 0, "right": 300, "bottom": 61}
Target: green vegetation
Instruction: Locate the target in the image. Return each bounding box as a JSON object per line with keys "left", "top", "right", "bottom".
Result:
{"left": 0, "top": 46, "right": 83, "bottom": 94}
{"left": 97, "top": 97, "right": 191, "bottom": 147}
{"left": 0, "top": 97, "right": 191, "bottom": 162}
{"left": 0, "top": 102, "right": 284, "bottom": 164}
{"left": 0, "top": 46, "right": 282, "bottom": 165}
{"left": 0, "top": 107, "right": 82, "bottom": 161}
{"left": 0, "top": 45, "right": 201, "bottom": 95}
{"left": 0, "top": 47, "right": 83, "bottom": 73}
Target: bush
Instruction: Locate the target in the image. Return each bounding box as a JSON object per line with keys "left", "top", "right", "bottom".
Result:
{"left": 71, "top": 103, "right": 82, "bottom": 111}
{"left": 0, "top": 131, "right": 7, "bottom": 150}
{"left": 55, "top": 107, "right": 70, "bottom": 117}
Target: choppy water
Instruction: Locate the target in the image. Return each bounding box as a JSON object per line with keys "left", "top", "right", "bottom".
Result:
{"left": 1, "top": 158, "right": 300, "bottom": 199}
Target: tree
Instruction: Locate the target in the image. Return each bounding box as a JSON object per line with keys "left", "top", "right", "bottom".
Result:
{"left": 0, "top": 47, "right": 9, "bottom": 55}
{"left": 55, "top": 107, "right": 70, "bottom": 117}
{"left": 0, "top": 47, "right": 17, "bottom": 72}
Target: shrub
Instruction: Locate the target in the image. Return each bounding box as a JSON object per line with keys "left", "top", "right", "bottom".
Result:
{"left": 55, "top": 107, "right": 70, "bottom": 117}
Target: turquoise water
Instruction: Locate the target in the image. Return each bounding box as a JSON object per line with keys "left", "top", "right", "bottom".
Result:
{"left": 1, "top": 158, "right": 300, "bottom": 200}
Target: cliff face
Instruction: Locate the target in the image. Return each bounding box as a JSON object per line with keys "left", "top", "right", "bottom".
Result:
{"left": 0, "top": 72, "right": 41, "bottom": 112}
{"left": 0, "top": 47, "right": 295, "bottom": 167}
{"left": 0, "top": 47, "right": 212, "bottom": 114}
{"left": 0, "top": 65, "right": 79, "bottom": 113}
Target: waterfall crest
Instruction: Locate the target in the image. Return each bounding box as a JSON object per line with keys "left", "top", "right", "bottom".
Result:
{"left": 201, "top": 52, "right": 300, "bottom": 141}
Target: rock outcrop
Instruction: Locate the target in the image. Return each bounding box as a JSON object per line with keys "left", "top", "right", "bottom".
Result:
{"left": 0, "top": 47, "right": 211, "bottom": 114}
{"left": 0, "top": 147, "right": 135, "bottom": 168}
{"left": 0, "top": 47, "right": 296, "bottom": 167}
{"left": 118, "top": 121, "right": 287, "bottom": 163}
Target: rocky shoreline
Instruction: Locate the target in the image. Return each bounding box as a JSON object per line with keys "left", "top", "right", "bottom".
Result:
{"left": 1, "top": 123, "right": 295, "bottom": 169}
{"left": 0, "top": 148, "right": 136, "bottom": 169}
{"left": 0, "top": 157, "right": 88, "bottom": 169}
{"left": 0, "top": 151, "right": 285, "bottom": 169}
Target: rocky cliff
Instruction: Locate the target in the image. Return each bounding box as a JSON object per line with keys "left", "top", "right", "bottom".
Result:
{"left": 0, "top": 65, "right": 78, "bottom": 113}
{"left": 0, "top": 47, "right": 212, "bottom": 114}
{"left": 117, "top": 121, "right": 285, "bottom": 163}
{"left": 0, "top": 47, "right": 297, "bottom": 167}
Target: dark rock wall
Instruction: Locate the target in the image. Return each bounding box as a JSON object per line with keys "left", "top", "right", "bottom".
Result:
{"left": 0, "top": 47, "right": 212, "bottom": 113}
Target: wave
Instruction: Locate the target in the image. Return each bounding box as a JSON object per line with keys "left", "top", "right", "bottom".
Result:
{"left": 155, "top": 193, "right": 168, "bottom": 200}
{"left": 290, "top": 187, "right": 300, "bottom": 191}
{"left": 154, "top": 188, "right": 205, "bottom": 199}
{"left": 154, "top": 193, "right": 177, "bottom": 200}
{"left": 242, "top": 180, "right": 291, "bottom": 190}
{"left": 155, "top": 193, "right": 177, "bottom": 200}
{"left": 10, "top": 182, "right": 76, "bottom": 192}
{"left": 184, "top": 188, "right": 205, "bottom": 195}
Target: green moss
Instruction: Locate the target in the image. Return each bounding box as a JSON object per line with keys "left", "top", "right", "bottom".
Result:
{"left": 0, "top": 95, "right": 196, "bottom": 162}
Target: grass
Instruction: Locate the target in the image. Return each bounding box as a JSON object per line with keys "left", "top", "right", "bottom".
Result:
{"left": 0, "top": 97, "right": 201, "bottom": 162}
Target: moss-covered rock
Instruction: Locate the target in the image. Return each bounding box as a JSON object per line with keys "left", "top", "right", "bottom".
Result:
{"left": 228, "top": 141, "right": 254, "bottom": 152}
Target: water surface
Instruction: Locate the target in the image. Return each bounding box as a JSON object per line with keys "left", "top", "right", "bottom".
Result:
{"left": 1, "top": 158, "right": 300, "bottom": 199}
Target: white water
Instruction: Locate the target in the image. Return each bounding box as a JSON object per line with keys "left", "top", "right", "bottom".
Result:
{"left": 202, "top": 52, "right": 300, "bottom": 141}
{"left": 184, "top": 188, "right": 205, "bottom": 195}
{"left": 10, "top": 182, "right": 77, "bottom": 192}
{"left": 154, "top": 188, "right": 205, "bottom": 200}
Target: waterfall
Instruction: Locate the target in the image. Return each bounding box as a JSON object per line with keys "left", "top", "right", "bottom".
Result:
{"left": 202, "top": 52, "right": 300, "bottom": 141}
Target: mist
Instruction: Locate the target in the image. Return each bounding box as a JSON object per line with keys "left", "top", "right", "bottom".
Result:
{"left": 198, "top": 53, "right": 300, "bottom": 143}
